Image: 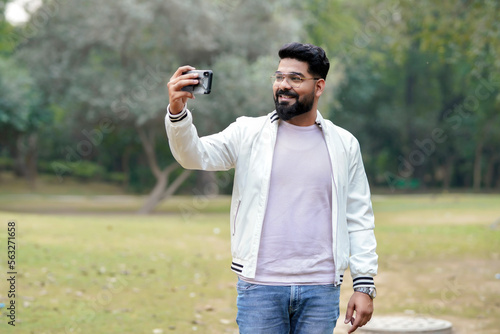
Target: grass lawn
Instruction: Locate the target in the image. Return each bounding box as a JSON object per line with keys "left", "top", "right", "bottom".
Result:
{"left": 365, "top": 194, "right": 500, "bottom": 334}
{"left": 0, "top": 186, "right": 499, "bottom": 333}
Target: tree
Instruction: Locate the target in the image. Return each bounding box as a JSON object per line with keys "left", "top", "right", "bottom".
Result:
{"left": 17, "top": 0, "right": 295, "bottom": 212}
{"left": 0, "top": 56, "right": 48, "bottom": 188}
{"left": 1, "top": 0, "right": 48, "bottom": 187}
{"left": 302, "top": 0, "right": 500, "bottom": 191}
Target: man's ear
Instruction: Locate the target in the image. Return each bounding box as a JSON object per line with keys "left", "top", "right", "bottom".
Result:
{"left": 315, "top": 79, "right": 326, "bottom": 98}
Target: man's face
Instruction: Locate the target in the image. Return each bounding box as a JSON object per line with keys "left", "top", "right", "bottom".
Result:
{"left": 273, "top": 58, "right": 317, "bottom": 122}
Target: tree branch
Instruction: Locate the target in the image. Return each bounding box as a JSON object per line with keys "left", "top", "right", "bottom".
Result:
{"left": 137, "top": 125, "right": 161, "bottom": 179}
{"left": 162, "top": 169, "right": 193, "bottom": 200}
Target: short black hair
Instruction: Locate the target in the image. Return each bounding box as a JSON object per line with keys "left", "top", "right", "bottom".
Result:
{"left": 278, "top": 42, "right": 330, "bottom": 79}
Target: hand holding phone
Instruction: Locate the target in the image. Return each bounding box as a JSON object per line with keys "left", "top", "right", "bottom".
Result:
{"left": 168, "top": 66, "right": 213, "bottom": 115}
{"left": 181, "top": 70, "right": 213, "bottom": 94}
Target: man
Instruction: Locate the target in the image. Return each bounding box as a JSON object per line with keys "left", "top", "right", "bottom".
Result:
{"left": 166, "top": 42, "right": 378, "bottom": 334}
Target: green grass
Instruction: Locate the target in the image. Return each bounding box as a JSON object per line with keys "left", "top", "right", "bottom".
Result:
{"left": 0, "top": 189, "right": 499, "bottom": 333}
{"left": 367, "top": 194, "right": 500, "bottom": 332}
{"left": 0, "top": 212, "right": 237, "bottom": 333}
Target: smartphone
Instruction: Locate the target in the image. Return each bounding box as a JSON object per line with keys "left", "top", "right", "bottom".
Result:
{"left": 181, "top": 70, "right": 213, "bottom": 94}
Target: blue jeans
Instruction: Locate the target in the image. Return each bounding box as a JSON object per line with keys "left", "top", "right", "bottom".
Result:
{"left": 236, "top": 279, "right": 341, "bottom": 334}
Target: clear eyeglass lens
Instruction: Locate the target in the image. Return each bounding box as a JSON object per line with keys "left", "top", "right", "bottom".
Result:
{"left": 272, "top": 74, "right": 303, "bottom": 87}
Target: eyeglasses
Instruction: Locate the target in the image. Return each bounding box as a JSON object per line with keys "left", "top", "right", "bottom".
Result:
{"left": 271, "top": 73, "right": 321, "bottom": 88}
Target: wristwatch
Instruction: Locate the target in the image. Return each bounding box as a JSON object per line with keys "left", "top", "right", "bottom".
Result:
{"left": 354, "top": 287, "right": 377, "bottom": 299}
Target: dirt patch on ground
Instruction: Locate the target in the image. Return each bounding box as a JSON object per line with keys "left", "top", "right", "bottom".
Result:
{"left": 334, "top": 315, "right": 498, "bottom": 334}
{"left": 334, "top": 258, "right": 500, "bottom": 334}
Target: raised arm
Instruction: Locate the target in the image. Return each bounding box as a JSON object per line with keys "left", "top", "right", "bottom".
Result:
{"left": 165, "top": 66, "right": 240, "bottom": 171}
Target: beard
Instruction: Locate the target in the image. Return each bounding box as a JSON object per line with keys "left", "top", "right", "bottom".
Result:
{"left": 274, "top": 89, "right": 315, "bottom": 121}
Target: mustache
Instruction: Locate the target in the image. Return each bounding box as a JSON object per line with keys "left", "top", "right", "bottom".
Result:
{"left": 275, "top": 89, "right": 299, "bottom": 99}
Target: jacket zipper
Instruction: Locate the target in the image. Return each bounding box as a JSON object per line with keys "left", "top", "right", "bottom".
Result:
{"left": 332, "top": 173, "right": 340, "bottom": 286}
{"left": 322, "top": 124, "right": 341, "bottom": 286}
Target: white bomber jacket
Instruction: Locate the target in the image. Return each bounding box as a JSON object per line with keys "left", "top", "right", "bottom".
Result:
{"left": 165, "top": 106, "right": 378, "bottom": 289}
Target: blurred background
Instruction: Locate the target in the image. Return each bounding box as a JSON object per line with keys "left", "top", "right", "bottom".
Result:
{"left": 0, "top": 1, "right": 499, "bottom": 333}
{"left": 1, "top": 0, "right": 499, "bottom": 211}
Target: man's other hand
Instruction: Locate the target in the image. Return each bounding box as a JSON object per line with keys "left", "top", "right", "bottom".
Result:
{"left": 344, "top": 291, "right": 374, "bottom": 333}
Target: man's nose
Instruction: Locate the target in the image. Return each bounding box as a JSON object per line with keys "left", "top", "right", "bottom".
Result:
{"left": 278, "top": 77, "right": 293, "bottom": 89}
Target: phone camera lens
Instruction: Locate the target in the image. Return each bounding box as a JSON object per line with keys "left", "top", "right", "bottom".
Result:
{"left": 204, "top": 72, "right": 209, "bottom": 77}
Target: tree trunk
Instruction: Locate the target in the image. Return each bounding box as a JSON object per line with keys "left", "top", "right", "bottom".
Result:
{"left": 122, "top": 146, "right": 132, "bottom": 189}
{"left": 25, "top": 133, "right": 38, "bottom": 190}
{"left": 473, "top": 139, "right": 484, "bottom": 192}
{"left": 403, "top": 39, "right": 420, "bottom": 154}
{"left": 443, "top": 155, "right": 455, "bottom": 191}
{"left": 137, "top": 165, "right": 193, "bottom": 214}
{"left": 138, "top": 168, "right": 168, "bottom": 214}
{"left": 484, "top": 154, "right": 499, "bottom": 190}
{"left": 136, "top": 125, "right": 193, "bottom": 214}
{"left": 15, "top": 133, "right": 38, "bottom": 189}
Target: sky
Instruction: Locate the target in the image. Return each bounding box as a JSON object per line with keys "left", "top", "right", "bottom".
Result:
{"left": 5, "top": 0, "right": 42, "bottom": 24}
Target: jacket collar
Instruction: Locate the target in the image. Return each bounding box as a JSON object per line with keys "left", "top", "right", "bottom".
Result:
{"left": 270, "top": 111, "right": 279, "bottom": 123}
{"left": 269, "top": 110, "right": 325, "bottom": 130}
{"left": 314, "top": 110, "right": 325, "bottom": 129}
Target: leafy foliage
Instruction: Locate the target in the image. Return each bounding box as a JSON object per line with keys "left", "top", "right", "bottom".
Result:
{"left": 303, "top": 0, "right": 500, "bottom": 190}
{"left": 1, "top": 0, "right": 499, "bottom": 194}
{"left": 9, "top": 0, "right": 297, "bottom": 198}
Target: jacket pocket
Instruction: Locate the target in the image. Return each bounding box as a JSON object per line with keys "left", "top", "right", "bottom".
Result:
{"left": 231, "top": 200, "right": 241, "bottom": 236}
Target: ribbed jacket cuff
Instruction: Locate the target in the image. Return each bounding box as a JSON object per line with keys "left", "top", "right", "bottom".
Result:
{"left": 167, "top": 104, "right": 188, "bottom": 123}
{"left": 352, "top": 276, "right": 375, "bottom": 288}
